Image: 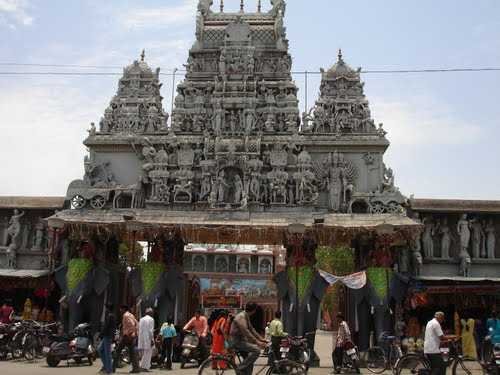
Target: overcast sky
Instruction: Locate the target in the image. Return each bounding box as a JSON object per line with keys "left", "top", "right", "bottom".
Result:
{"left": 0, "top": 0, "right": 499, "bottom": 200}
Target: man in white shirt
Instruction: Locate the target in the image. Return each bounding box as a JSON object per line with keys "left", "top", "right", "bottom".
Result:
{"left": 424, "top": 312, "right": 446, "bottom": 375}
{"left": 138, "top": 308, "right": 155, "bottom": 371}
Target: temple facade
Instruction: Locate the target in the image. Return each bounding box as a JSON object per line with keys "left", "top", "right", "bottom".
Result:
{"left": 0, "top": 0, "right": 499, "bottom": 357}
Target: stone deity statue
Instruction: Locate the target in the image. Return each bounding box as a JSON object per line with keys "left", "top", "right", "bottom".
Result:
{"left": 217, "top": 171, "right": 229, "bottom": 203}
{"left": 234, "top": 175, "right": 244, "bottom": 204}
{"left": 7, "top": 209, "right": 25, "bottom": 248}
{"left": 457, "top": 214, "right": 471, "bottom": 252}
{"left": 6, "top": 243, "right": 17, "bottom": 269}
{"left": 439, "top": 217, "right": 451, "bottom": 259}
{"left": 32, "top": 219, "right": 46, "bottom": 251}
{"left": 470, "top": 219, "right": 484, "bottom": 258}
{"left": 459, "top": 248, "right": 472, "bottom": 277}
{"left": 485, "top": 219, "right": 496, "bottom": 259}
{"left": 422, "top": 216, "right": 434, "bottom": 258}
{"left": 327, "top": 168, "right": 342, "bottom": 212}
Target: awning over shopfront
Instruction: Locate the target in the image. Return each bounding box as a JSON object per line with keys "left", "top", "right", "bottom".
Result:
{"left": 0, "top": 269, "right": 50, "bottom": 278}
{"left": 46, "top": 209, "right": 422, "bottom": 245}
{"left": 0, "top": 269, "right": 51, "bottom": 290}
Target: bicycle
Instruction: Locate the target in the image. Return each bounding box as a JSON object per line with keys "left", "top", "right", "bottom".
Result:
{"left": 395, "top": 337, "right": 474, "bottom": 375}
{"left": 198, "top": 347, "right": 308, "bottom": 375}
{"left": 366, "top": 333, "right": 403, "bottom": 374}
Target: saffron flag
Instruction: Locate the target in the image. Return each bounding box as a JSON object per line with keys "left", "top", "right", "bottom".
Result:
{"left": 319, "top": 270, "right": 367, "bottom": 290}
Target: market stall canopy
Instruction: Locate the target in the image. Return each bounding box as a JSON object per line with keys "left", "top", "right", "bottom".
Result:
{"left": 415, "top": 275, "right": 500, "bottom": 283}
{"left": 0, "top": 269, "right": 50, "bottom": 278}
{"left": 410, "top": 198, "right": 500, "bottom": 214}
{"left": 46, "top": 209, "right": 421, "bottom": 245}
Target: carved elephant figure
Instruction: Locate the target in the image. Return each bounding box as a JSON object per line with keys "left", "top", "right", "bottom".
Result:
{"left": 274, "top": 269, "right": 329, "bottom": 365}
{"left": 54, "top": 264, "right": 111, "bottom": 333}
{"left": 351, "top": 272, "right": 410, "bottom": 351}
{"left": 129, "top": 266, "right": 185, "bottom": 324}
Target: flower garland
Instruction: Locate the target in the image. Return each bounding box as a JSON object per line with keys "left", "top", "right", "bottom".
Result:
{"left": 366, "top": 267, "right": 393, "bottom": 301}
{"left": 287, "top": 265, "right": 314, "bottom": 301}
{"left": 140, "top": 261, "right": 166, "bottom": 295}
{"left": 67, "top": 258, "right": 93, "bottom": 292}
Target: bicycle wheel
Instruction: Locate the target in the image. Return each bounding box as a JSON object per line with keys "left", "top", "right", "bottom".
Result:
{"left": 266, "top": 359, "right": 308, "bottom": 375}
{"left": 452, "top": 358, "right": 474, "bottom": 375}
{"left": 389, "top": 344, "right": 403, "bottom": 370}
{"left": 396, "top": 354, "right": 429, "bottom": 375}
{"left": 366, "top": 346, "right": 387, "bottom": 374}
{"left": 198, "top": 355, "right": 238, "bottom": 375}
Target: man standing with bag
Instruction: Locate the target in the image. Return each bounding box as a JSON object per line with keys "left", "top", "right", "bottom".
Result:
{"left": 113, "top": 305, "right": 140, "bottom": 373}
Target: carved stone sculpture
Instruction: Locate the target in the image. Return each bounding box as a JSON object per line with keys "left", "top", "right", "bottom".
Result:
{"left": 471, "top": 219, "right": 485, "bottom": 258}
{"left": 6, "top": 243, "right": 17, "bottom": 269}
{"left": 32, "top": 219, "right": 46, "bottom": 251}
{"left": 485, "top": 219, "right": 496, "bottom": 259}
{"left": 422, "top": 216, "right": 434, "bottom": 258}
{"left": 439, "top": 218, "right": 451, "bottom": 259}
{"left": 459, "top": 249, "right": 471, "bottom": 277}
{"left": 6, "top": 209, "right": 24, "bottom": 248}
{"left": 457, "top": 214, "right": 471, "bottom": 252}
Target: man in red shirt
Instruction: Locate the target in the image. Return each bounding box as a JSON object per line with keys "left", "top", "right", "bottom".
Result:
{"left": 0, "top": 300, "right": 14, "bottom": 324}
{"left": 184, "top": 309, "right": 209, "bottom": 359}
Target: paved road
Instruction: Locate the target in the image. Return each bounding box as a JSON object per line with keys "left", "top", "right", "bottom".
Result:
{"left": 0, "top": 331, "right": 485, "bottom": 374}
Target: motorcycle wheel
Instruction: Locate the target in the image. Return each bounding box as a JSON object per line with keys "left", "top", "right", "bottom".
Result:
{"left": 12, "top": 347, "right": 23, "bottom": 359}
{"left": 351, "top": 358, "right": 361, "bottom": 374}
{"left": 24, "top": 346, "right": 35, "bottom": 361}
{"left": 46, "top": 355, "right": 60, "bottom": 367}
{"left": 88, "top": 355, "right": 94, "bottom": 366}
{"left": 0, "top": 349, "right": 7, "bottom": 361}
{"left": 180, "top": 356, "right": 187, "bottom": 369}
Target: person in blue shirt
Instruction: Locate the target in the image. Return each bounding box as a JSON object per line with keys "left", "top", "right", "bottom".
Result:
{"left": 160, "top": 317, "right": 177, "bottom": 370}
{"left": 487, "top": 312, "right": 500, "bottom": 345}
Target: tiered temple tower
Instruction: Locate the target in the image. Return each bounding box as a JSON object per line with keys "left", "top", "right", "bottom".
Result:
{"left": 68, "top": 0, "right": 405, "bottom": 215}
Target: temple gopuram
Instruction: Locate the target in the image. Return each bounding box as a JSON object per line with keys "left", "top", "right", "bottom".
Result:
{"left": 1, "top": 0, "right": 499, "bottom": 359}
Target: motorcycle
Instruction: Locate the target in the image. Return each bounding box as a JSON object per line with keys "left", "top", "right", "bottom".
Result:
{"left": 46, "top": 323, "right": 96, "bottom": 367}
{"left": 340, "top": 340, "right": 360, "bottom": 374}
{"left": 482, "top": 340, "right": 500, "bottom": 375}
{"left": 180, "top": 330, "right": 207, "bottom": 368}
{"left": 279, "top": 334, "right": 312, "bottom": 368}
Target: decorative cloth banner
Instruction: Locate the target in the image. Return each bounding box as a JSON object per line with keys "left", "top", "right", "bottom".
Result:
{"left": 319, "top": 270, "right": 367, "bottom": 290}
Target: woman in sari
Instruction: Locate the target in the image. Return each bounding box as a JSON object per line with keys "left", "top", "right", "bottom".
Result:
{"left": 211, "top": 310, "right": 229, "bottom": 369}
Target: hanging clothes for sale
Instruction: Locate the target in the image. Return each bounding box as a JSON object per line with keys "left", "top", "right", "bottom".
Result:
{"left": 407, "top": 316, "right": 421, "bottom": 338}
{"left": 454, "top": 312, "right": 461, "bottom": 336}
{"left": 461, "top": 318, "right": 477, "bottom": 360}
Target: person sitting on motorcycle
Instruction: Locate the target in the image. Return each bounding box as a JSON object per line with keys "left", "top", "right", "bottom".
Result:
{"left": 487, "top": 312, "right": 500, "bottom": 345}
{"left": 183, "top": 309, "right": 208, "bottom": 360}
{"left": 229, "top": 302, "right": 268, "bottom": 375}
{"left": 332, "top": 313, "right": 352, "bottom": 374}
{"left": 269, "top": 311, "right": 287, "bottom": 363}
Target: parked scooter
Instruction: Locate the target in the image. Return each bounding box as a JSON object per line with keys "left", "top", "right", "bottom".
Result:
{"left": 180, "top": 330, "right": 207, "bottom": 368}
{"left": 46, "top": 323, "right": 96, "bottom": 367}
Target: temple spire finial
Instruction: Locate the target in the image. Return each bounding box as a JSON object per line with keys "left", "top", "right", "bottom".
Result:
{"left": 220, "top": 0, "right": 224, "bottom": 12}
{"left": 257, "top": 0, "right": 262, "bottom": 12}
{"left": 141, "top": 49, "right": 146, "bottom": 62}
{"left": 338, "top": 49, "right": 343, "bottom": 62}
{"left": 240, "top": 0, "right": 244, "bottom": 12}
